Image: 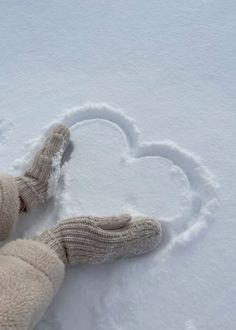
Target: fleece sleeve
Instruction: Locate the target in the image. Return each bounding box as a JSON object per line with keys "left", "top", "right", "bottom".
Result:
{"left": 0, "top": 239, "right": 65, "bottom": 330}
{"left": 0, "top": 174, "right": 20, "bottom": 240}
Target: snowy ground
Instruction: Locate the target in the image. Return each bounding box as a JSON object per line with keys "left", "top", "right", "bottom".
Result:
{"left": 0, "top": 1, "right": 236, "bottom": 329}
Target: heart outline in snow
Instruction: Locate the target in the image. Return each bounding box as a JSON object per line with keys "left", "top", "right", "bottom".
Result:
{"left": 14, "top": 103, "right": 219, "bottom": 258}
{"left": 57, "top": 104, "right": 218, "bottom": 256}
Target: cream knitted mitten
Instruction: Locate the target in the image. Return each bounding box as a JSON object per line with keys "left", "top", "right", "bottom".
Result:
{"left": 16, "top": 124, "right": 70, "bottom": 211}
{"left": 38, "top": 214, "right": 162, "bottom": 264}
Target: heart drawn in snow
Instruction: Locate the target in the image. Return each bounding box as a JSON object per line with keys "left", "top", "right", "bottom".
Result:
{"left": 14, "top": 104, "right": 219, "bottom": 258}
{"left": 54, "top": 104, "right": 218, "bottom": 257}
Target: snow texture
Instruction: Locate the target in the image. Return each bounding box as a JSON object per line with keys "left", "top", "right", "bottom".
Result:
{"left": 47, "top": 140, "right": 67, "bottom": 199}
{"left": 12, "top": 104, "right": 218, "bottom": 260}
{"left": 1, "top": 1, "right": 235, "bottom": 329}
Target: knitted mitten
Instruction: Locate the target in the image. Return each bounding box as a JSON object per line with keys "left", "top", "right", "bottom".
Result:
{"left": 16, "top": 124, "right": 70, "bottom": 211}
{"left": 38, "top": 214, "right": 162, "bottom": 264}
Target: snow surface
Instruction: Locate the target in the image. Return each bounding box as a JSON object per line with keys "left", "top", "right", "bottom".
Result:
{"left": 0, "top": 1, "right": 235, "bottom": 329}
{"left": 47, "top": 139, "right": 68, "bottom": 199}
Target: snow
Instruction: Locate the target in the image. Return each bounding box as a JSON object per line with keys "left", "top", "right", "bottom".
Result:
{"left": 47, "top": 140, "right": 67, "bottom": 199}
{"left": 0, "top": 1, "right": 236, "bottom": 329}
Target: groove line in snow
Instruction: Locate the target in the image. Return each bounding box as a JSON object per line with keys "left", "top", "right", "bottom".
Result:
{"left": 13, "top": 103, "right": 219, "bottom": 257}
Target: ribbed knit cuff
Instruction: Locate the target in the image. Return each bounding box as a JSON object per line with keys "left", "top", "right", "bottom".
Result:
{"left": 38, "top": 229, "right": 67, "bottom": 264}
{"left": 15, "top": 176, "right": 48, "bottom": 211}
{"left": 0, "top": 174, "right": 20, "bottom": 240}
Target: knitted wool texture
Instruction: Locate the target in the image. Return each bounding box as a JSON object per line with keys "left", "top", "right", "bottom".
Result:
{"left": 0, "top": 175, "right": 20, "bottom": 240}
{"left": 16, "top": 124, "right": 70, "bottom": 211}
{"left": 38, "top": 214, "right": 162, "bottom": 264}
{"left": 0, "top": 216, "right": 161, "bottom": 329}
{"left": 0, "top": 239, "right": 65, "bottom": 330}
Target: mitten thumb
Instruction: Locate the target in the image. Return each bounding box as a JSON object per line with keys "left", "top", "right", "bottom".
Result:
{"left": 95, "top": 214, "right": 131, "bottom": 230}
